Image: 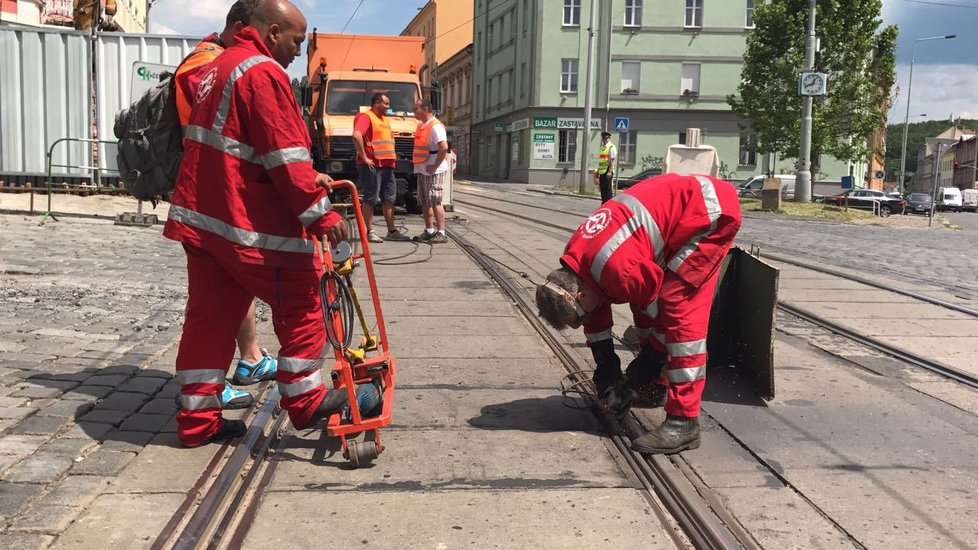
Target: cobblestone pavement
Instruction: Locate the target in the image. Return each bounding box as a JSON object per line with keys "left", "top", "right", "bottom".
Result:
{"left": 0, "top": 213, "right": 189, "bottom": 548}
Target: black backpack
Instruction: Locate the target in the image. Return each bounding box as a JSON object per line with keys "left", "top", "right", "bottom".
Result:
{"left": 113, "top": 46, "right": 219, "bottom": 205}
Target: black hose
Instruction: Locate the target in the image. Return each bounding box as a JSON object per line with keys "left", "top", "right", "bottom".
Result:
{"left": 320, "top": 270, "right": 354, "bottom": 350}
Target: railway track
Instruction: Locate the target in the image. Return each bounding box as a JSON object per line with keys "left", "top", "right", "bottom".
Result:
{"left": 454, "top": 192, "right": 978, "bottom": 391}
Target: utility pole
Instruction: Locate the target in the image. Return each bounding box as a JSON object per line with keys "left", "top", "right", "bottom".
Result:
{"left": 796, "top": 0, "right": 817, "bottom": 203}
{"left": 578, "top": 0, "right": 597, "bottom": 194}
{"left": 929, "top": 142, "right": 943, "bottom": 227}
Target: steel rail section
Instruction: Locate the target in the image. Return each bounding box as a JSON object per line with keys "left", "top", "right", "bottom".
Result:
{"left": 449, "top": 230, "right": 753, "bottom": 550}
{"left": 761, "top": 251, "right": 978, "bottom": 319}
{"left": 778, "top": 301, "right": 978, "bottom": 389}
{"left": 454, "top": 188, "right": 594, "bottom": 218}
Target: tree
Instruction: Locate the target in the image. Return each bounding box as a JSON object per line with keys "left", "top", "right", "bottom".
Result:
{"left": 728, "top": 0, "right": 897, "bottom": 172}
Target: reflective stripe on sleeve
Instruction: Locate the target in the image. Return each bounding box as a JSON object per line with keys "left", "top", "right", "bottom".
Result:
{"left": 180, "top": 394, "right": 222, "bottom": 410}
{"left": 212, "top": 55, "right": 275, "bottom": 134}
{"left": 177, "top": 369, "right": 226, "bottom": 386}
{"left": 666, "top": 339, "right": 708, "bottom": 357}
{"left": 184, "top": 125, "right": 258, "bottom": 164}
{"left": 667, "top": 365, "right": 706, "bottom": 383}
{"left": 168, "top": 204, "right": 317, "bottom": 254}
{"left": 261, "top": 147, "right": 312, "bottom": 170}
{"left": 585, "top": 329, "right": 614, "bottom": 343}
{"left": 278, "top": 369, "right": 323, "bottom": 397}
{"left": 278, "top": 355, "right": 322, "bottom": 374}
{"left": 590, "top": 193, "right": 665, "bottom": 284}
{"left": 298, "top": 196, "right": 334, "bottom": 227}
{"left": 667, "top": 175, "right": 722, "bottom": 273}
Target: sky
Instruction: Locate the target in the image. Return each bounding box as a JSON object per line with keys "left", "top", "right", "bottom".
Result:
{"left": 148, "top": 0, "right": 978, "bottom": 125}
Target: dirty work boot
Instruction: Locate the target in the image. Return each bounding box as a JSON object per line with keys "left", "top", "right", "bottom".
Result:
{"left": 232, "top": 351, "right": 277, "bottom": 386}
{"left": 294, "top": 389, "right": 350, "bottom": 429}
{"left": 175, "top": 385, "right": 254, "bottom": 410}
{"left": 630, "top": 414, "right": 701, "bottom": 455}
{"left": 206, "top": 419, "right": 247, "bottom": 445}
{"left": 385, "top": 228, "right": 411, "bottom": 241}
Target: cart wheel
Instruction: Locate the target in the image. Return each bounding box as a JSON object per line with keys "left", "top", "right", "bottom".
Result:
{"left": 347, "top": 440, "right": 378, "bottom": 468}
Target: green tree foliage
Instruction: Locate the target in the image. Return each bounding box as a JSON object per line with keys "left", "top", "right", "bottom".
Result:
{"left": 728, "top": 0, "right": 897, "bottom": 168}
{"left": 884, "top": 119, "right": 978, "bottom": 177}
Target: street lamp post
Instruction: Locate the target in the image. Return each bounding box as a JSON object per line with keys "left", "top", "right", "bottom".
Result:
{"left": 899, "top": 35, "right": 956, "bottom": 195}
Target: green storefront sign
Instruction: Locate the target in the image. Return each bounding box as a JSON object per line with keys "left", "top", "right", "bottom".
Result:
{"left": 533, "top": 117, "right": 558, "bottom": 129}
{"left": 493, "top": 123, "right": 504, "bottom": 132}
{"left": 533, "top": 133, "right": 555, "bottom": 142}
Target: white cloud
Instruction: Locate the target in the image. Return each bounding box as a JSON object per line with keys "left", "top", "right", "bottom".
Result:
{"left": 149, "top": 21, "right": 179, "bottom": 35}
{"left": 890, "top": 63, "right": 978, "bottom": 124}
{"left": 149, "top": 0, "right": 232, "bottom": 37}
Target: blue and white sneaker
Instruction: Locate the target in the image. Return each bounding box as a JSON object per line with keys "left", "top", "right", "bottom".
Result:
{"left": 231, "top": 351, "right": 278, "bottom": 386}
{"left": 175, "top": 384, "right": 255, "bottom": 410}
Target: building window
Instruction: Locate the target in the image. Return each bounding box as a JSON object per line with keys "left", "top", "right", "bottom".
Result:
{"left": 620, "top": 131, "right": 637, "bottom": 165}
{"left": 739, "top": 132, "right": 757, "bottom": 166}
{"left": 521, "top": 62, "right": 527, "bottom": 98}
{"left": 745, "top": 0, "right": 755, "bottom": 28}
{"left": 523, "top": 0, "right": 529, "bottom": 32}
{"left": 563, "top": 0, "right": 580, "bottom": 25}
{"left": 624, "top": 0, "right": 642, "bottom": 27}
{"left": 559, "top": 130, "right": 578, "bottom": 163}
{"left": 560, "top": 58, "right": 579, "bottom": 93}
{"left": 679, "top": 132, "right": 687, "bottom": 145}
{"left": 681, "top": 63, "right": 701, "bottom": 95}
{"left": 621, "top": 61, "right": 640, "bottom": 94}
{"left": 489, "top": 22, "right": 494, "bottom": 49}
{"left": 685, "top": 0, "right": 703, "bottom": 28}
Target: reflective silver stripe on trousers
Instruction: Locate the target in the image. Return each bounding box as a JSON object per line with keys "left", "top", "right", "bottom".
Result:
{"left": 667, "top": 175, "right": 723, "bottom": 273}
{"left": 178, "top": 369, "right": 226, "bottom": 386}
{"left": 278, "top": 355, "right": 322, "bottom": 374}
{"left": 585, "top": 329, "right": 614, "bottom": 343}
{"left": 168, "top": 204, "right": 317, "bottom": 254}
{"left": 666, "top": 339, "right": 708, "bottom": 357}
{"left": 212, "top": 55, "right": 275, "bottom": 134}
{"left": 180, "top": 394, "right": 222, "bottom": 410}
{"left": 590, "top": 193, "right": 665, "bottom": 284}
{"left": 298, "top": 196, "right": 334, "bottom": 227}
{"left": 644, "top": 301, "right": 659, "bottom": 318}
{"left": 279, "top": 369, "right": 323, "bottom": 397}
{"left": 184, "top": 125, "right": 259, "bottom": 164}
{"left": 261, "top": 147, "right": 312, "bottom": 170}
{"left": 667, "top": 365, "right": 706, "bottom": 383}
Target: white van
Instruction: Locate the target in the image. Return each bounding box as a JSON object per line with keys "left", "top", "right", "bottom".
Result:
{"left": 937, "top": 187, "right": 963, "bottom": 212}
{"left": 737, "top": 174, "right": 797, "bottom": 200}
{"left": 961, "top": 188, "right": 978, "bottom": 212}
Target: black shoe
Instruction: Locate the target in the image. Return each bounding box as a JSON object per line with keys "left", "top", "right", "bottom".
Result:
{"left": 295, "top": 389, "right": 350, "bottom": 429}
{"left": 209, "top": 419, "right": 247, "bottom": 444}
{"left": 630, "top": 414, "right": 701, "bottom": 455}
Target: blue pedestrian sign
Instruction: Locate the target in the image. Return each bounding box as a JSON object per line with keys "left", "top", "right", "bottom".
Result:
{"left": 614, "top": 116, "right": 629, "bottom": 133}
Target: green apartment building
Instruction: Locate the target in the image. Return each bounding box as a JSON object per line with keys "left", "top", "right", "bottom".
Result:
{"left": 471, "top": 0, "right": 861, "bottom": 186}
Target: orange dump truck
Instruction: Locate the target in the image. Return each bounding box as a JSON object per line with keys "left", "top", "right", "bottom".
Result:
{"left": 304, "top": 32, "right": 429, "bottom": 211}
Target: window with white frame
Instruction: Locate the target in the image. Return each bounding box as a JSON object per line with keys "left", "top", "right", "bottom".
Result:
{"left": 559, "top": 130, "right": 577, "bottom": 163}
{"left": 621, "top": 61, "right": 640, "bottom": 94}
{"left": 745, "top": 0, "right": 755, "bottom": 28}
{"left": 685, "top": 0, "right": 703, "bottom": 28}
{"left": 563, "top": 0, "right": 580, "bottom": 25}
{"left": 560, "top": 58, "right": 579, "bottom": 93}
{"left": 620, "top": 131, "right": 637, "bottom": 165}
{"left": 624, "top": 0, "right": 642, "bottom": 27}
{"left": 739, "top": 132, "right": 757, "bottom": 166}
{"left": 681, "top": 63, "right": 701, "bottom": 95}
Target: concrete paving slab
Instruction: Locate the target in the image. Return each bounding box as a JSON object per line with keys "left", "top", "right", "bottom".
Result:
{"left": 370, "top": 316, "right": 538, "bottom": 337}
{"left": 394, "top": 358, "right": 562, "bottom": 388}
{"left": 0, "top": 435, "right": 50, "bottom": 457}
{"left": 3, "top": 452, "right": 75, "bottom": 484}
{"left": 0, "top": 482, "right": 44, "bottom": 521}
{"left": 378, "top": 300, "right": 518, "bottom": 317}
{"left": 34, "top": 475, "right": 110, "bottom": 508}
{"left": 780, "top": 289, "right": 908, "bottom": 303}
{"left": 390, "top": 335, "right": 553, "bottom": 359}
{"left": 51, "top": 492, "right": 184, "bottom": 550}
{"left": 0, "top": 532, "right": 55, "bottom": 550}
{"left": 77, "top": 409, "right": 130, "bottom": 427}
{"left": 8, "top": 414, "right": 73, "bottom": 436}
{"left": 117, "top": 413, "right": 172, "bottom": 433}
{"left": 242, "top": 488, "right": 672, "bottom": 549}
{"left": 70, "top": 449, "right": 136, "bottom": 476}
{"left": 105, "top": 432, "right": 217, "bottom": 494}
{"left": 8, "top": 504, "right": 82, "bottom": 534}
{"left": 389, "top": 388, "right": 580, "bottom": 431}
{"left": 94, "top": 391, "right": 150, "bottom": 413}
{"left": 717, "top": 486, "right": 854, "bottom": 549}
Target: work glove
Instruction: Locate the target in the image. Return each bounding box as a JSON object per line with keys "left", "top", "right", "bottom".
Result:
{"left": 624, "top": 344, "right": 668, "bottom": 408}
{"left": 589, "top": 338, "right": 621, "bottom": 396}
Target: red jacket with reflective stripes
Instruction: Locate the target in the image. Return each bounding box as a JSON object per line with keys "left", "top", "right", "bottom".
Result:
{"left": 163, "top": 27, "right": 340, "bottom": 269}
{"left": 560, "top": 173, "right": 742, "bottom": 336}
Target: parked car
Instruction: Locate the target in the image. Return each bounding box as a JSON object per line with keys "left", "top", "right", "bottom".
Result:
{"left": 962, "top": 188, "right": 978, "bottom": 212}
{"left": 737, "top": 174, "right": 797, "bottom": 199}
{"left": 904, "top": 192, "right": 933, "bottom": 216}
{"left": 616, "top": 167, "right": 663, "bottom": 190}
{"left": 822, "top": 189, "right": 906, "bottom": 217}
{"left": 937, "top": 187, "right": 963, "bottom": 212}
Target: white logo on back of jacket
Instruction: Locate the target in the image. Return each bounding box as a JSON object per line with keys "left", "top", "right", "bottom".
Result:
{"left": 581, "top": 208, "right": 612, "bottom": 239}
{"left": 195, "top": 68, "right": 218, "bottom": 104}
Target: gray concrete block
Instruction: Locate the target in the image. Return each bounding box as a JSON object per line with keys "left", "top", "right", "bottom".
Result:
{"left": 77, "top": 409, "right": 129, "bottom": 427}
{"left": 0, "top": 435, "right": 50, "bottom": 457}
{"left": 36, "top": 399, "right": 93, "bottom": 419}
{"left": 0, "top": 532, "right": 55, "bottom": 550}
{"left": 83, "top": 374, "right": 129, "bottom": 388}
{"left": 0, "top": 406, "right": 38, "bottom": 421}
{"left": 60, "top": 422, "right": 114, "bottom": 441}
{"left": 138, "top": 398, "right": 178, "bottom": 415}
{"left": 51, "top": 493, "right": 184, "bottom": 550}
{"left": 3, "top": 452, "right": 74, "bottom": 484}
{"left": 98, "top": 365, "right": 139, "bottom": 377}
{"left": 0, "top": 454, "right": 21, "bottom": 476}
{"left": 70, "top": 449, "right": 135, "bottom": 476}
{"left": 12, "top": 385, "right": 67, "bottom": 399}
{"left": 8, "top": 504, "right": 82, "bottom": 534}
{"left": 117, "top": 375, "right": 167, "bottom": 396}
{"left": 94, "top": 391, "right": 149, "bottom": 413}
{"left": 8, "top": 414, "right": 72, "bottom": 436}
{"left": 62, "top": 385, "right": 114, "bottom": 401}
{"left": 0, "top": 482, "right": 44, "bottom": 521}
{"left": 99, "top": 431, "right": 155, "bottom": 453}
{"left": 117, "top": 413, "right": 172, "bottom": 433}
{"left": 35, "top": 475, "right": 110, "bottom": 508}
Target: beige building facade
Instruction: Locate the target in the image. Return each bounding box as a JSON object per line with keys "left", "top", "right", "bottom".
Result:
{"left": 440, "top": 44, "right": 473, "bottom": 175}
{"left": 400, "top": 0, "right": 473, "bottom": 80}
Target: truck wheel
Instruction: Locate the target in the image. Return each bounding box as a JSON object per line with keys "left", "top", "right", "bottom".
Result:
{"left": 404, "top": 193, "right": 421, "bottom": 215}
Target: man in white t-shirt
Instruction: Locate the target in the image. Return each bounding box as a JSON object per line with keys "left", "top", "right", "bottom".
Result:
{"left": 411, "top": 99, "right": 449, "bottom": 244}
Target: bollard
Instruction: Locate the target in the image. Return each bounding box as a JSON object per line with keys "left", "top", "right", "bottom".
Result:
{"left": 760, "top": 177, "right": 782, "bottom": 211}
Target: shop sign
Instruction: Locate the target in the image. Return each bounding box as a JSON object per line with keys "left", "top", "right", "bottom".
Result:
{"left": 511, "top": 118, "right": 530, "bottom": 131}
{"left": 533, "top": 133, "right": 555, "bottom": 160}
{"left": 533, "top": 117, "right": 558, "bottom": 129}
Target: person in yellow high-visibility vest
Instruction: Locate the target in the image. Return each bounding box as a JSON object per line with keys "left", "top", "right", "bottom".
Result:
{"left": 594, "top": 131, "right": 617, "bottom": 203}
